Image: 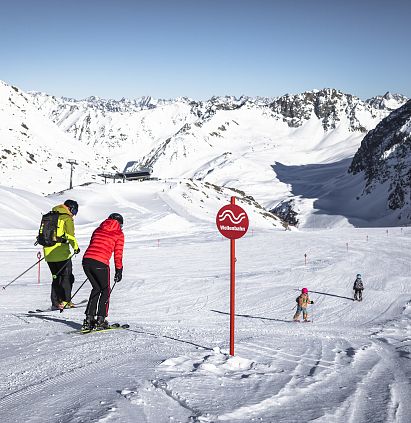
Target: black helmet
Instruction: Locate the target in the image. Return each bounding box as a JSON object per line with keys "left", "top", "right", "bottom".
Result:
{"left": 108, "top": 213, "right": 123, "bottom": 226}
{"left": 64, "top": 199, "right": 78, "bottom": 216}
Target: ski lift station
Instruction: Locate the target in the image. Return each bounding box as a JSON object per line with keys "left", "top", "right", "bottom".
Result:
{"left": 99, "top": 161, "right": 153, "bottom": 183}
{"left": 118, "top": 161, "right": 152, "bottom": 180}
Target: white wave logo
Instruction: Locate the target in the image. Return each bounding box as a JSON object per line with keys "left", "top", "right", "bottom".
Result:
{"left": 218, "top": 210, "right": 247, "bottom": 225}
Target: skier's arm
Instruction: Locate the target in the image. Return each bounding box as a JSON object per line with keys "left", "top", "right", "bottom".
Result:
{"left": 113, "top": 233, "right": 124, "bottom": 270}
{"left": 64, "top": 218, "right": 79, "bottom": 251}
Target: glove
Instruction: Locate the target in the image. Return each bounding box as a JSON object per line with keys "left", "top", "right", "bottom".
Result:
{"left": 311, "top": 301, "right": 314, "bottom": 304}
{"left": 74, "top": 248, "right": 81, "bottom": 255}
{"left": 114, "top": 268, "right": 123, "bottom": 282}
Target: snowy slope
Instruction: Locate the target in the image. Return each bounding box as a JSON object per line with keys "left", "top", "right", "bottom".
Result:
{"left": 0, "top": 183, "right": 410, "bottom": 422}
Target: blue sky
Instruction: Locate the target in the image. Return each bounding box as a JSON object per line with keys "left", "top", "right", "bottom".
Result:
{"left": 0, "top": 0, "right": 410, "bottom": 100}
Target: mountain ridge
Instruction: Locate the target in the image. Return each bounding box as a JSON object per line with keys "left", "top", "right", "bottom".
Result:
{"left": 349, "top": 99, "right": 411, "bottom": 219}
{"left": 1, "top": 79, "right": 409, "bottom": 227}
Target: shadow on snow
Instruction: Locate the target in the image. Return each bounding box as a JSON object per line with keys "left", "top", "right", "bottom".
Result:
{"left": 272, "top": 158, "right": 370, "bottom": 226}
{"left": 303, "top": 290, "right": 354, "bottom": 301}
{"left": 24, "top": 313, "right": 82, "bottom": 329}
{"left": 211, "top": 309, "right": 290, "bottom": 323}
{"left": 125, "top": 327, "right": 214, "bottom": 351}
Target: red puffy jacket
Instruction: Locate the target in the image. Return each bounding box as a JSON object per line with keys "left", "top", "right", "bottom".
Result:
{"left": 83, "top": 218, "right": 124, "bottom": 269}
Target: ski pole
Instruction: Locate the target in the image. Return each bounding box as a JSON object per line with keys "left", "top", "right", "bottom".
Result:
{"left": 311, "top": 300, "right": 314, "bottom": 323}
{"left": 60, "top": 277, "right": 88, "bottom": 313}
{"left": 2, "top": 257, "right": 45, "bottom": 290}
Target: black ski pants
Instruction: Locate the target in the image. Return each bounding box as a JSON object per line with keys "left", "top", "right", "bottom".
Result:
{"left": 47, "top": 259, "right": 74, "bottom": 306}
{"left": 83, "top": 258, "right": 111, "bottom": 318}
{"left": 354, "top": 289, "right": 363, "bottom": 301}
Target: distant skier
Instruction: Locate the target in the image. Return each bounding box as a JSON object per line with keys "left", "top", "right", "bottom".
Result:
{"left": 353, "top": 274, "right": 364, "bottom": 301}
{"left": 293, "top": 288, "right": 314, "bottom": 322}
{"left": 82, "top": 213, "right": 124, "bottom": 330}
{"left": 43, "top": 200, "right": 80, "bottom": 310}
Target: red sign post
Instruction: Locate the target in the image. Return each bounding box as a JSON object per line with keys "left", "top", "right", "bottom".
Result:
{"left": 216, "top": 196, "right": 249, "bottom": 356}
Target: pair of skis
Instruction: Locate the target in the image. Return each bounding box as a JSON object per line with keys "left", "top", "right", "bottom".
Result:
{"left": 28, "top": 308, "right": 61, "bottom": 313}
{"left": 27, "top": 308, "right": 130, "bottom": 334}
{"left": 78, "top": 323, "right": 130, "bottom": 335}
{"left": 28, "top": 299, "right": 88, "bottom": 313}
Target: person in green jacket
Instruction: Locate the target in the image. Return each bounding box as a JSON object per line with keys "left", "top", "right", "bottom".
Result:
{"left": 43, "top": 200, "right": 80, "bottom": 310}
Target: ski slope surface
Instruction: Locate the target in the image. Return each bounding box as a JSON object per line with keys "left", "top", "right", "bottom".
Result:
{"left": 0, "top": 181, "right": 410, "bottom": 423}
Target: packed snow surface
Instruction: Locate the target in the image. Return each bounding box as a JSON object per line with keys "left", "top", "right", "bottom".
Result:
{"left": 0, "top": 181, "right": 410, "bottom": 422}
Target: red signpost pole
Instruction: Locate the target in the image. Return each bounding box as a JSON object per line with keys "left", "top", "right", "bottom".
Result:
{"left": 230, "top": 196, "right": 236, "bottom": 356}
{"left": 216, "top": 196, "right": 249, "bottom": 357}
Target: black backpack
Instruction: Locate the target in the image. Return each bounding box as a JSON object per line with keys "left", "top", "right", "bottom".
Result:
{"left": 354, "top": 279, "right": 364, "bottom": 290}
{"left": 35, "top": 211, "right": 60, "bottom": 247}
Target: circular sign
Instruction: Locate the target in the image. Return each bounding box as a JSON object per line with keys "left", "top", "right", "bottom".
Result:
{"left": 216, "top": 204, "right": 249, "bottom": 239}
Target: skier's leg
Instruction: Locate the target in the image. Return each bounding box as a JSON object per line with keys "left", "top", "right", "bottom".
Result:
{"left": 83, "top": 261, "right": 102, "bottom": 318}
{"left": 303, "top": 308, "right": 308, "bottom": 321}
{"left": 293, "top": 306, "right": 302, "bottom": 321}
{"left": 60, "top": 259, "right": 72, "bottom": 303}
{"left": 69, "top": 272, "right": 75, "bottom": 294}
{"left": 48, "top": 261, "right": 64, "bottom": 307}
{"left": 95, "top": 265, "right": 110, "bottom": 318}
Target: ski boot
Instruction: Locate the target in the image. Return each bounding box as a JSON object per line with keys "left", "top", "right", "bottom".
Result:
{"left": 95, "top": 316, "right": 109, "bottom": 330}
{"left": 51, "top": 298, "right": 65, "bottom": 310}
{"left": 82, "top": 315, "right": 95, "bottom": 331}
{"left": 51, "top": 303, "right": 64, "bottom": 311}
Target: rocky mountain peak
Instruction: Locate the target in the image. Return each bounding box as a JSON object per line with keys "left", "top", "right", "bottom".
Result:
{"left": 268, "top": 88, "right": 372, "bottom": 131}
{"left": 349, "top": 100, "right": 411, "bottom": 216}
{"left": 365, "top": 92, "right": 408, "bottom": 111}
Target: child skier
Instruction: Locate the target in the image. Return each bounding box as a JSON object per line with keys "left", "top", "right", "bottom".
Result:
{"left": 293, "top": 288, "right": 314, "bottom": 322}
{"left": 353, "top": 274, "right": 364, "bottom": 301}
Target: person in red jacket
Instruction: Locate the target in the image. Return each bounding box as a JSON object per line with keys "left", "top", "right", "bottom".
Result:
{"left": 81, "top": 213, "right": 124, "bottom": 330}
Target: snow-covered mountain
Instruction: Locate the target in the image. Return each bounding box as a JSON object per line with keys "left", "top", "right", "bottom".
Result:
{"left": 138, "top": 88, "right": 405, "bottom": 176}
{"left": 349, "top": 99, "right": 411, "bottom": 220}
{"left": 269, "top": 88, "right": 385, "bottom": 131}
{"left": 365, "top": 91, "right": 408, "bottom": 111}
{"left": 0, "top": 81, "right": 116, "bottom": 194}
{"left": 1, "top": 80, "right": 409, "bottom": 226}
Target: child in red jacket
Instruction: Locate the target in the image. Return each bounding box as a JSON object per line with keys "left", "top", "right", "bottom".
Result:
{"left": 82, "top": 213, "right": 124, "bottom": 330}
